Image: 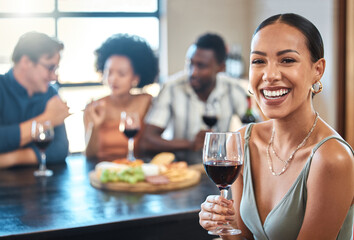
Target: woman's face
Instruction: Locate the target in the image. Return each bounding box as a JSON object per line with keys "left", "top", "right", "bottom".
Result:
{"left": 249, "top": 22, "right": 323, "bottom": 119}
{"left": 103, "top": 55, "right": 139, "bottom": 96}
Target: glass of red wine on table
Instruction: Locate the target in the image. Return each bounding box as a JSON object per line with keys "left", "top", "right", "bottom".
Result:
{"left": 120, "top": 111, "right": 140, "bottom": 161}
{"left": 203, "top": 132, "right": 243, "bottom": 236}
{"left": 31, "top": 120, "right": 54, "bottom": 177}
{"left": 202, "top": 103, "right": 218, "bottom": 130}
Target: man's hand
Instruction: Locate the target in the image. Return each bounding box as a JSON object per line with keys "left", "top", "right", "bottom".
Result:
{"left": 85, "top": 100, "right": 106, "bottom": 128}
{"left": 42, "top": 96, "right": 70, "bottom": 127}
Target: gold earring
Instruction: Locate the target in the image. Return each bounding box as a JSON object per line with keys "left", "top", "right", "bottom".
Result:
{"left": 311, "top": 81, "right": 323, "bottom": 94}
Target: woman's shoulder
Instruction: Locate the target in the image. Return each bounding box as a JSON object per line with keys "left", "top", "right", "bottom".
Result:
{"left": 237, "top": 121, "right": 273, "bottom": 151}
{"left": 244, "top": 121, "right": 272, "bottom": 139}
{"left": 311, "top": 122, "right": 353, "bottom": 176}
{"left": 84, "top": 96, "right": 108, "bottom": 109}
{"left": 312, "top": 136, "right": 353, "bottom": 168}
{"left": 133, "top": 93, "right": 152, "bottom": 100}
{"left": 132, "top": 93, "right": 153, "bottom": 113}
{"left": 132, "top": 93, "right": 152, "bottom": 105}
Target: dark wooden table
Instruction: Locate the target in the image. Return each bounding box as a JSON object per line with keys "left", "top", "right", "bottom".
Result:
{"left": 0, "top": 154, "right": 218, "bottom": 240}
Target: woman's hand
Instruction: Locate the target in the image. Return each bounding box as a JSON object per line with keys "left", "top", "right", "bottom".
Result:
{"left": 199, "top": 195, "right": 236, "bottom": 232}
{"left": 85, "top": 100, "right": 106, "bottom": 127}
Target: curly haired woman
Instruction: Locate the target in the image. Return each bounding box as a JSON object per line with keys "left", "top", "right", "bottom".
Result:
{"left": 84, "top": 34, "right": 158, "bottom": 161}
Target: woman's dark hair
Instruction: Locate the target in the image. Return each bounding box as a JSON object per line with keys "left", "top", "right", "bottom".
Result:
{"left": 195, "top": 33, "right": 227, "bottom": 64}
{"left": 253, "top": 13, "right": 324, "bottom": 63}
{"left": 95, "top": 34, "right": 159, "bottom": 88}
{"left": 12, "top": 31, "right": 64, "bottom": 63}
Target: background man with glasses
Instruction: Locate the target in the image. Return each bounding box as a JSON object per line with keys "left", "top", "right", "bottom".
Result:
{"left": 0, "top": 31, "right": 69, "bottom": 168}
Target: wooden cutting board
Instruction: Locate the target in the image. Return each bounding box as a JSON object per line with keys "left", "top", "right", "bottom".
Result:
{"left": 89, "top": 169, "right": 201, "bottom": 193}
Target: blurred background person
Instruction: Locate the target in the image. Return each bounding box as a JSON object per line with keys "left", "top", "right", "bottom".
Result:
{"left": 0, "top": 31, "right": 69, "bottom": 168}
{"left": 84, "top": 34, "right": 158, "bottom": 161}
{"left": 140, "top": 33, "right": 248, "bottom": 164}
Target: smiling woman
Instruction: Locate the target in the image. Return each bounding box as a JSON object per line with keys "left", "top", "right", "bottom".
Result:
{"left": 199, "top": 13, "right": 354, "bottom": 240}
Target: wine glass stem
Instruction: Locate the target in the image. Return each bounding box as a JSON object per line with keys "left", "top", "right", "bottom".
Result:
{"left": 220, "top": 188, "right": 229, "bottom": 199}
{"left": 39, "top": 151, "right": 47, "bottom": 171}
{"left": 127, "top": 138, "right": 135, "bottom": 161}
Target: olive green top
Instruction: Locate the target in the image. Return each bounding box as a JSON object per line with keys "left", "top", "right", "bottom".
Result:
{"left": 240, "top": 123, "right": 353, "bottom": 240}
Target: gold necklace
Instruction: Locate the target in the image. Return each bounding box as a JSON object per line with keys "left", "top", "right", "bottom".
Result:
{"left": 266, "top": 112, "right": 319, "bottom": 176}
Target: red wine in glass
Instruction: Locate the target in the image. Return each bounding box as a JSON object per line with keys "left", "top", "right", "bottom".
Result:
{"left": 123, "top": 128, "right": 139, "bottom": 139}
{"left": 203, "top": 132, "right": 243, "bottom": 236}
{"left": 32, "top": 121, "right": 54, "bottom": 177}
{"left": 204, "top": 160, "right": 242, "bottom": 190}
{"left": 202, "top": 115, "right": 218, "bottom": 129}
{"left": 120, "top": 112, "right": 140, "bottom": 161}
{"left": 34, "top": 139, "right": 53, "bottom": 152}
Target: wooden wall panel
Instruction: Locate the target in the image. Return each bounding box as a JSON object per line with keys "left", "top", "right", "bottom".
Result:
{"left": 346, "top": 0, "right": 354, "bottom": 146}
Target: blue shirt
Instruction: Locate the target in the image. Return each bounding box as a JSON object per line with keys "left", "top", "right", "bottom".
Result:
{"left": 0, "top": 69, "right": 68, "bottom": 164}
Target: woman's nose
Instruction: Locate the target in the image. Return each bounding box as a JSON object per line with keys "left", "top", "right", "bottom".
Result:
{"left": 262, "top": 63, "right": 281, "bottom": 82}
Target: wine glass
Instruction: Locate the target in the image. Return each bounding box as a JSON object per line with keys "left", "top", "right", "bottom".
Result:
{"left": 32, "top": 120, "right": 54, "bottom": 177}
{"left": 120, "top": 111, "right": 140, "bottom": 161}
{"left": 203, "top": 132, "right": 243, "bottom": 235}
{"left": 202, "top": 103, "right": 218, "bottom": 130}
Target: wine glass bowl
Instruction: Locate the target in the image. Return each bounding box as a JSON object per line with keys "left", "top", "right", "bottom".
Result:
{"left": 203, "top": 132, "right": 243, "bottom": 235}
{"left": 32, "top": 120, "right": 54, "bottom": 177}
{"left": 202, "top": 115, "right": 218, "bottom": 129}
{"left": 202, "top": 103, "right": 218, "bottom": 129}
{"left": 120, "top": 112, "right": 140, "bottom": 161}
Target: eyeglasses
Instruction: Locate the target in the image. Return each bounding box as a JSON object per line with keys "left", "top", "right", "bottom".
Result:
{"left": 38, "top": 62, "right": 59, "bottom": 75}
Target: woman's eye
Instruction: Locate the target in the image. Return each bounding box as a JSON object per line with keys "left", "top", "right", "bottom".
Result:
{"left": 251, "top": 59, "right": 265, "bottom": 64}
{"left": 281, "top": 58, "right": 296, "bottom": 63}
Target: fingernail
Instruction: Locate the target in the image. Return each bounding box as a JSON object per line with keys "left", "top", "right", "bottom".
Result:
{"left": 221, "top": 199, "right": 229, "bottom": 204}
{"left": 227, "top": 210, "right": 234, "bottom": 215}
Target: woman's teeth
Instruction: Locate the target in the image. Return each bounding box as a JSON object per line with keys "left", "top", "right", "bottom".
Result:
{"left": 263, "top": 89, "right": 289, "bottom": 99}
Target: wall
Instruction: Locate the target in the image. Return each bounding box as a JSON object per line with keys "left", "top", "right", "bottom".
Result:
{"left": 163, "top": 0, "right": 338, "bottom": 129}
{"left": 346, "top": 0, "right": 354, "bottom": 146}
{"left": 248, "top": 0, "right": 338, "bottom": 131}
{"left": 163, "top": 0, "right": 250, "bottom": 77}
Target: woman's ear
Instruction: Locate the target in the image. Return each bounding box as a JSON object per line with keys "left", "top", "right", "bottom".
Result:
{"left": 132, "top": 75, "right": 140, "bottom": 87}
{"left": 312, "top": 58, "right": 326, "bottom": 84}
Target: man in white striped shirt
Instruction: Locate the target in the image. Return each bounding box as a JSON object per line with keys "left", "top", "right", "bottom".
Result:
{"left": 140, "top": 33, "right": 247, "bottom": 164}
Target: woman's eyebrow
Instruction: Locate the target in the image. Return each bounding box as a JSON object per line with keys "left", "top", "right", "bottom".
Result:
{"left": 251, "top": 49, "right": 300, "bottom": 56}
{"left": 277, "top": 49, "right": 300, "bottom": 56}
{"left": 251, "top": 50, "right": 266, "bottom": 56}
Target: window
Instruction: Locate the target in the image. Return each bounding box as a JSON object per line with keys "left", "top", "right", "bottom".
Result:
{"left": 0, "top": 0, "right": 160, "bottom": 153}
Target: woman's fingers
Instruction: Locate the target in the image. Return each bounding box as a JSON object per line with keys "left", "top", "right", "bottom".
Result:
{"left": 203, "top": 195, "right": 235, "bottom": 215}
{"left": 199, "top": 211, "right": 224, "bottom": 230}
{"left": 199, "top": 195, "right": 236, "bottom": 230}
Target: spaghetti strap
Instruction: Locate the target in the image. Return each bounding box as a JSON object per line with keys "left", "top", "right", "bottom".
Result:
{"left": 244, "top": 123, "right": 255, "bottom": 143}
{"left": 310, "top": 135, "right": 354, "bottom": 159}
{"left": 303, "top": 135, "right": 354, "bottom": 180}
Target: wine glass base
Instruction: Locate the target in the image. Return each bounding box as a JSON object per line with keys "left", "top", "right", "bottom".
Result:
{"left": 208, "top": 227, "right": 241, "bottom": 236}
{"left": 34, "top": 169, "right": 53, "bottom": 177}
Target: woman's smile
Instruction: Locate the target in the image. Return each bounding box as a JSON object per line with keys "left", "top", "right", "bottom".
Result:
{"left": 260, "top": 87, "right": 291, "bottom": 105}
